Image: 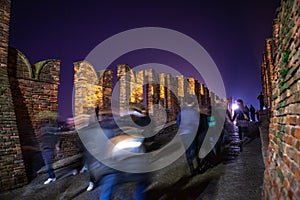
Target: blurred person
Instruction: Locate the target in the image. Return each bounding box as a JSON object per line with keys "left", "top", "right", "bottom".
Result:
{"left": 231, "top": 99, "right": 249, "bottom": 152}
{"left": 176, "top": 95, "right": 200, "bottom": 176}
{"left": 196, "top": 107, "right": 226, "bottom": 173}
{"left": 79, "top": 144, "right": 97, "bottom": 191}
{"left": 39, "top": 119, "right": 60, "bottom": 185}
{"left": 79, "top": 114, "right": 115, "bottom": 192}
{"left": 80, "top": 113, "right": 149, "bottom": 199}
{"left": 95, "top": 105, "right": 100, "bottom": 120}
{"left": 225, "top": 107, "right": 232, "bottom": 123}
{"left": 244, "top": 105, "right": 250, "bottom": 121}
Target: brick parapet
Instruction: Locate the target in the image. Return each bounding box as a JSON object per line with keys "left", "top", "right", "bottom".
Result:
{"left": 6, "top": 46, "right": 61, "bottom": 183}
{"left": 262, "top": 0, "right": 300, "bottom": 199}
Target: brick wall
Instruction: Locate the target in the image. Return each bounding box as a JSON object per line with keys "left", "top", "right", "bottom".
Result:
{"left": 56, "top": 131, "right": 82, "bottom": 160}
{"left": 7, "top": 47, "right": 61, "bottom": 182}
{"left": 262, "top": 0, "right": 300, "bottom": 199}
{"left": 0, "top": 0, "right": 28, "bottom": 191}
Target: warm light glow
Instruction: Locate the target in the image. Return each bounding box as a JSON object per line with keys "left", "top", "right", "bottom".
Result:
{"left": 177, "top": 76, "right": 184, "bottom": 97}
{"left": 160, "top": 74, "right": 165, "bottom": 99}
{"left": 188, "top": 78, "right": 195, "bottom": 95}
{"left": 200, "top": 84, "right": 204, "bottom": 95}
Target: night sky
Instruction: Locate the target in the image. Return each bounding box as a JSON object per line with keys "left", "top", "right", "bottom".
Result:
{"left": 9, "top": 0, "right": 280, "bottom": 120}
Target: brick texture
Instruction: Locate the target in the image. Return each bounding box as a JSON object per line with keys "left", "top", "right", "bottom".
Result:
{"left": 262, "top": 0, "right": 300, "bottom": 199}
{"left": 0, "top": 0, "right": 28, "bottom": 191}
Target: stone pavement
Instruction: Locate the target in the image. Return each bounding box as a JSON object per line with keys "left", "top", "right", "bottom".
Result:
{"left": 0, "top": 122, "right": 264, "bottom": 200}
{"left": 197, "top": 137, "right": 265, "bottom": 200}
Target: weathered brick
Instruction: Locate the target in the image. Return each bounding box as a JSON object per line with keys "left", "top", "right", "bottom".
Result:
{"left": 295, "top": 127, "right": 300, "bottom": 140}
{"left": 262, "top": 1, "right": 300, "bottom": 199}
{"left": 283, "top": 154, "right": 292, "bottom": 168}
{"left": 286, "top": 116, "right": 300, "bottom": 125}
{"left": 0, "top": 0, "right": 28, "bottom": 192}
{"left": 294, "top": 167, "right": 300, "bottom": 183}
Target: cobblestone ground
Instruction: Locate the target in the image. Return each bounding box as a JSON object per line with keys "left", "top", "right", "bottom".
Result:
{"left": 0, "top": 122, "right": 263, "bottom": 200}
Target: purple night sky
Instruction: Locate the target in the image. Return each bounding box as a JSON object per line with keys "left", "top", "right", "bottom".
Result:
{"left": 8, "top": 0, "right": 280, "bottom": 120}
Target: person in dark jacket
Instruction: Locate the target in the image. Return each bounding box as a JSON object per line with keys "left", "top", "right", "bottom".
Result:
{"left": 257, "top": 92, "right": 264, "bottom": 110}
{"left": 39, "top": 123, "right": 60, "bottom": 185}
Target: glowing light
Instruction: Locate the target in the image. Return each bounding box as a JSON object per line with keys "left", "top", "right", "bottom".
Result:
{"left": 114, "top": 139, "right": 142, "bottom": 150}
{"left": 232, "top": 103, "right": 239, "bottom": 110}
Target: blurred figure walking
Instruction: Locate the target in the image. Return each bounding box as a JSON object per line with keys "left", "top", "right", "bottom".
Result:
{"left": 39, "top": 120, "right": 60, "bottom": 185}
{"left": 232, "top": 99, "right": 249, "bottom": 152}
{"left": 176, "top": 95, "right": 200, "bottom": 176}
{"left": 244, "top": 105, "right": 250, "bottom": 121}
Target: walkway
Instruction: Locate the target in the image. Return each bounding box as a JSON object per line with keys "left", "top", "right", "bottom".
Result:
{"left": 0, "top": 123, "right": 265, "bottom": 200}
{"left": 198, "top": 134, "right": 265, "bottom": 199}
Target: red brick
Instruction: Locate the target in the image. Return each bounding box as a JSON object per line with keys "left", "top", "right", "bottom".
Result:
{"left": 284, "top": 154, "right": 291, "bottom": 168}
{"left": 294, "top": 166, "right": 300, "bottom": 182}
{"left": 287, "top": 190, "right": 293, "bottom": 199}
{"left": 295, "top": 128, "right": 300, "bottom": 140}
{"left": 283, "top": 179, "right": 289, "bottom": 190}
{"left": 287, "top": 116, "right": 299, "bottom": 126}
{"left": 287, "top": 135, "right": 293, "bottom": 145}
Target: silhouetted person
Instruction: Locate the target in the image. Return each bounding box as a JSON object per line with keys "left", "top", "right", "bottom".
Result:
{"left": 250, "top": 105, "right": 256, "bottom": 122}
{"left": 257, "top": 92, "right": 264, "bottom": 110}
{"left": 95, "top": 105, "right": 100, "bottom": 120}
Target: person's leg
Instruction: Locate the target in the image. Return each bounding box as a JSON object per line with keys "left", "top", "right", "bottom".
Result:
{"left": 134, "top": 182, "right": 147, "bottom": 200}
{"left": 99, "top": 173, "right": 118, "bottom": 200}
{"left": 238, "top": 126, "right": 243, "bottom": 141}
{"left": 86, "top": 172, "right": 96, "bottom": 191}
{"left": 42, "top": 149, "right": 55, "bottom": 178}
{"left": 238, "top": 126, "right": 243, "bottom": 152}
{"left": 186, "top": 141, "right": 198, "bottom": 174}
{"left": 186, "top": 150, "right": 194, "bottom": 174}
